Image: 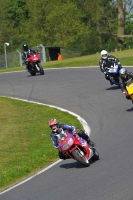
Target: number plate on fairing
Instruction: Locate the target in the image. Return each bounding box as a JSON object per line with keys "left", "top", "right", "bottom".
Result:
{"left": 108, "top": 68, "right": 116, "bottom": 73}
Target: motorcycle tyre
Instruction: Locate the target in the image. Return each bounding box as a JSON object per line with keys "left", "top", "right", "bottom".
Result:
{"left": 72, "top": 149, "right": 90, "bottom": 167}
{"left": 29, "top": 71, "right": 36, "bottom": 76}
{"left": 38, "top": 64, "right": 44, "bottom": 75}
{"left": 91, "top": 148, "right": 99, "bottom": 161}
{"left": 28, "top": 66, "right": 36, "bottom": 76}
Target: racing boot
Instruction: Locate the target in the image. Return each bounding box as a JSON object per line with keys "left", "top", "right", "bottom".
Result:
{"left": 87, "top": 138, "right": 96, "bottom": 147}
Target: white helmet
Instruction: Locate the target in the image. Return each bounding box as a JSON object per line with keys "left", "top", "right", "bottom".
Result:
{"left": 101, "top": 50, "right": 108, "bottom": 59}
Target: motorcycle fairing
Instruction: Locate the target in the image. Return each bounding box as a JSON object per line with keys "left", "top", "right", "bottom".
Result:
{"left": 126, "top": 83, "right": 133, "bottom": 100}
{"left": 108, "top": 64, "right": 120, "bottom": 75}
{"left": 28, "top": 53, "right": 40, "bottom": 64}
{"left": 106, "top": 64, "right": 121, "bottom": 86}
{"left": 58, "top": 131, "right": 91, "bottom": 160}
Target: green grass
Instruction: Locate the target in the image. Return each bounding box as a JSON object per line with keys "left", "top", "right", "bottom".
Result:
{"left": 1, "top": 49, "right": 133, "bottom": 192}
{"left": 0, "top": 97, "right": 83, "bottom": 191}
{"left": 0, "top": 49, "right": 133, "bottom": 73}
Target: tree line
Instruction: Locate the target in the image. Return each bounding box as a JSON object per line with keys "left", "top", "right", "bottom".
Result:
{"left": 0, "top": 0, "right": 133, "bottom": 55}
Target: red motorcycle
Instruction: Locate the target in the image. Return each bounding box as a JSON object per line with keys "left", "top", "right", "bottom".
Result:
{"left": 57, "top": 130, "right": 99, "bottom": 167}
{"left": 27, "top": 51, "right": 44, "bottom": 76}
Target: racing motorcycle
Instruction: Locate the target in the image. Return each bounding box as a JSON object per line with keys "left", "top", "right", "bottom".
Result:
{"left": 126, "top": 78, "right": 133, "bottom": 101}
{"left": 26, "top": 51, "right": 44, "bottom": 76}
{"left": 57, "top": 129, "right": 99, "bottom": 167}
{"left": 105, "top": 62, "right": 121, "bottom": 86}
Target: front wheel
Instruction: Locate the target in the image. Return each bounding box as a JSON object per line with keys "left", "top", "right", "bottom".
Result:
{"left": 28, "top": 64, "right": 36, "bottom": 76}
{"left": 38, "top": 63, "right": 44, "bottom": 75}
{"left": 29, "top": 69, "right": 36, "bottom": 76}
{"left": 72, "top": 149, "right": 90, "bottom": 167}
{"left": 91, "top": 148, "right": 99, "bottom": 161}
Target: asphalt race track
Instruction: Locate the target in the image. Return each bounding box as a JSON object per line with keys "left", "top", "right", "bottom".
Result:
{"left": 0, "top": 67, "right": 133, "bottom": 200}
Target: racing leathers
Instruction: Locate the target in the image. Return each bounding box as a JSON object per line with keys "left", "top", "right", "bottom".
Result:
{"left": 22, "top": 49, "right": 36, "bottom": 70}
{"left": 50, "top": 124, "right": 93, "bottom": 159}
{"left": 99, "top": 55, "right": 121, "bottom": 83}
{"left": 119, "top": 72, "right": 133, "bottom": 100}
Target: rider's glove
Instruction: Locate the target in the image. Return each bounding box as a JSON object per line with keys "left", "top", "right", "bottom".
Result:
{"left": 72, "top": 129, "right": 78, "bottom": 135}
{"left": 123, "top": 90, "right": 127, "bottom": 94}
{"left": 104, "top": 71, "right": 107, "bottom": 74}
{"left": 76, "top": 129, "right": 80, "bottom": 133}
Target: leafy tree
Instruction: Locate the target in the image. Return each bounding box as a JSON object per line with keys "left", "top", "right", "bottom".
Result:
{"left": 0, "top": 0, "right": 133, "bottom": 54}
{"left": 31, "top": 0, "right": 91, "bottom": 47}
{"left": 118, "top": 0, "right": 133, "bottom": 44}
{"left": 0, "top": 0, "right": 11, "bottom": 53}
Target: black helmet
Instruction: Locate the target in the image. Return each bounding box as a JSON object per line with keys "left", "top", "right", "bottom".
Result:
{"left": 22, "top": 43, "right": 29, "bottom": 51}
{"left": 119, "top": 68, "right": 127, "bottom": 79}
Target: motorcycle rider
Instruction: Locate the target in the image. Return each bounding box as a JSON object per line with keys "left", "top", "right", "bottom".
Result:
{"left": 99, "top": 50, "right": 122, "bottom": 84}
{"left": 119, "top": 68, "right": 133, "bottom": 100}
{"left": 49, "top": 119, "right": 95, "bottom": 160}
{"left": 22, "top": 43, "right": 36, "bottom": 71}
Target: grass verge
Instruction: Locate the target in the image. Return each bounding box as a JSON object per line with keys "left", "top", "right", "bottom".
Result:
{"left": 0, "top": 49, "right": 133, "bottom": 191}
{"left": 0, "top": 97, "right": 83, "bottom": 192}
{"left": 0, "top": 49, "right": 133, "bottom": 73}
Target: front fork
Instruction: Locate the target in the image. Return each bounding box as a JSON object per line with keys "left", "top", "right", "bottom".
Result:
{"left": 35, "top": 64, "right": 40, "bottom": 71}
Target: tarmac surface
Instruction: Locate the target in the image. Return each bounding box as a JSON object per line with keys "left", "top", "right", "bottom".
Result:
{"left": 0, "top": 67, "right": 133, "bottom": 200}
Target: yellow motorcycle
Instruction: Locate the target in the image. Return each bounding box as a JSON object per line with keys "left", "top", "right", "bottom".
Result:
{"left": 126, "top": 78, "right": 133, "bottom": 100}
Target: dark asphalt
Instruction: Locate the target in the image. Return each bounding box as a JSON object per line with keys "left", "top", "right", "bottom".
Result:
{"left": 0, "top": 67, "right": 133, "bottom": 200}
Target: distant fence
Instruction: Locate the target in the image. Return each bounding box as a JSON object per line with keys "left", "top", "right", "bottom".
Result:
{"left": 0, "top": 52, "right": 21, "bottom": 69}
{"left": 0, "top": 47, "right": 81, "bottom": 70}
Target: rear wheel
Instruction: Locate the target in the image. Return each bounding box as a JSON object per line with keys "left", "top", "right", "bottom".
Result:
{"left": 72, "top": 149, "right": 90, "bottom": 167}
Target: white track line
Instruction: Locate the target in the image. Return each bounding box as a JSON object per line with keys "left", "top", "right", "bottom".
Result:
{"left": 0, "top": 96, "right": 91, "bottom": 195}
{"left": 1, "top": 66, "right": 132, "bottom": 194}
